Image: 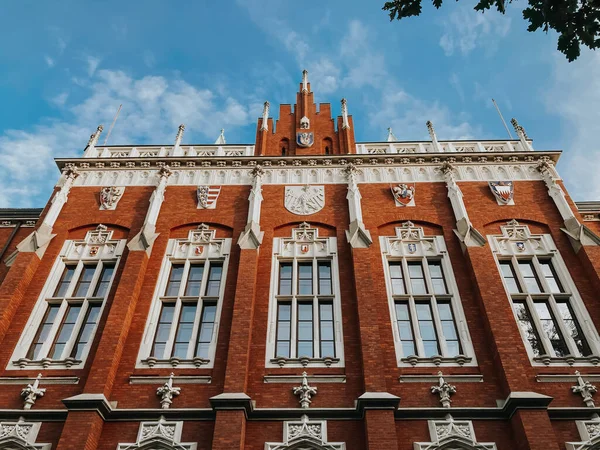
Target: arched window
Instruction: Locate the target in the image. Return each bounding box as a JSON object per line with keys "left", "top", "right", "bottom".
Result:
{"left": 280, "top": 138, "right": 290, "bottom": 157}
{"left": 322, "top": 137, "right": 333, "bottom": 156}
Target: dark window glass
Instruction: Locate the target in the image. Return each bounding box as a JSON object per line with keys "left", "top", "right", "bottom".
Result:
{"left": 172, "top": 304, "right": 197, "bottom": 358}
{"left": 275, "top": 303, "right": 292, "bottom": 358}
{"left": 518, "top": 261, "right": 542, "bottom": 294}
{"left": 513, "top": 301, "right": 544, "bottom": 356}
{"left": 318, "top": 262, "right": 332, "bottom": 295}
{"left": 539, "top": 260, "right": 564, "bottom": 293}
{"left": 152, "top": 304, "right": 175, "bottom": 358}
{"left": 205, "top": 263, "right": 222, "bottom": 297}
{"left": 556, "top": 301, "right": 591, "bottom": 356}
{"left": 165, "top": 265, "right": 184, "bottom": 297}
{"left": 389, "top": 262, "right": 406, "bottom": 295}
{"left": 49, "top": 305, "right": 82, "bottom": 359}
{"left": 395, "top": 302, "right": 416, "bottom": 356}
{"left": 71, "top": 304, "right": 101, "bottom": 359}
{"left": 319, "top": 302, "right": 335, "bottom": 357}
{"left": 297, "top": 303, "right": 313, "bottom": 357}
{"left": 54, "top": 266, "right": 76, "bottom": 297}
{"left": 196, "top": 303, "right": 216, "bottom": 359}
{"left": 27, "top": 304, "right": 60, "bottom": 360}
{"left": 297, "top": 263, "right": 313, "bottom": 295}
{"left": 279, "top": 263, "right": 293, "bottom": 295}
{"left": 438, "top": 302, "right": 461, "bottom": 356}
{"left": 499, "top": 261, "right": 521, "bottom": 294}
{"left": 428, "top": 261, "right": 448, "bottom": 295}
{"left": 185, "top": 265, "right": 204, "bottom": 297}
{"left": 73, "top": 266, "right": 94, "bottom": 297}
{"left": 93, "top": 264, "right": 114, "bottom": 298}
{"left": 408, "top": 262, "right": 428, "bottom": 295}
{"left": 415, "top": 302, "right": 439, "bottom": 357}
{"left": 534, "top": 301, "right": 569, "bottom": 357}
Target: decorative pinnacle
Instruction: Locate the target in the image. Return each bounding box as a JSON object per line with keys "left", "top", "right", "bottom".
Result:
{"left": 215, "top": 128, "right": 226, "bottom": 145}
{"left": 21, "top": 373, "right": 46, "bottom": 410}
{"left": 510, "top": 118, "right": 529, "bottom": 139}
{"left": 293, "top": 371, "right": 317, "bottom": 409}
{"left": 302, "top": 69, "right": 309, "bottom": 93}
{"left": 156, "top": 373, "right": 181, "bottom": 409}
{"left": 261, "top": 101, "right": 270, "bottom": 131}
{"left": 572, "top": 371, "right": 597, "bottom": 408}
{"left": 174, "top": 124, "right": 185, "bottom": 150}
{"left": 341, "top": 98, "right": 350, "bottom": 130}
{"left": 86, "top": 125, "right": 104, "bottom": 148}
{"left": 431, "top": 371, "right": 456, "bottom": 408}
{"left": 387, "top": 127, "right": 398, "bottom": 142}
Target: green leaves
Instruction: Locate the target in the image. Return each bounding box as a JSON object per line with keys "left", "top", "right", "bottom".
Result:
{"left": 382, "top": 0, "right": 600, "bottom": 61}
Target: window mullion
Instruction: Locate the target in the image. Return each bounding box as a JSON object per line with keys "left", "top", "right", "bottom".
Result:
{"left": 40, "top": 301, "right": 68, "bottom": 359}
{"left": 402, "top": 259, "right": 413, "bottom": 297}
{"left": 532, "top": 257, "right": 551, "bottom": 294}
{"left": 179, "top": 261, "right": 192, "bottom": 297}
{"left": 291, "top": 298, "right": 298, "bottom": 359}
{"left": 313, "top": 296, "right": 320, "bottom": 359}
{"left": 188, "top": 298, "right": 204, "bottom": 359}
{"left": 430, "top": 297, "right": 447, "bottom": 357}
{"left": 65, "top": 262, "right": 84, "bottom": 298}
{"left": 86, "top": 261, "right": 104, "bottom": 298}
{"left": 548, "top": 295, "right": 578, "bottom": 356}
{"left": 512, "top": 257, "right": 528, "bottom": 294}
{"left": 408, "top": 298, "right": 423, "bottom": 357}
{"left": 165, "top": 300, "right": 183, "bottom": 358}
{"left": 422, "top": 257, "right": 434, "bottom": 294}
{"left": 63, "top": 301, "right": 89, "bottom": 359}
{"left": 526, "top": 296, "right": 553, "bottom": 356}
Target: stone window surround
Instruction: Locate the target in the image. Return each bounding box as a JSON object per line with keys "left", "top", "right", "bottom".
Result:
{"left": 380, "top": 222, "right": 477, "bottom": 368}
{"left": 490, "top": 220, "right": 600, "bottom": 367}
{"left": 265, "top": 224, "right": 345, "bottom": 369}
{"left": 8, "top": 226, "right": 125, "bottom": 371}
{"left": 136, "top": 225, "right": 231, "bottom": 370}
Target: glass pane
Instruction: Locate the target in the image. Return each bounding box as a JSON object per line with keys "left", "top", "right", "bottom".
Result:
{"left": 389, "top": 263, "right": 403, "bottom": 279}
{"left": 279, "top": 280, "right": 292, "bottom": 296}
{"left": 539, "top": 260, "right": 563, "bottom": 293}
{"left": 93, "top": 265, "right": 114, "bottom": 298}
{"left": 298, "top": 263, "right": 313, "bottom": 295}
{"left": 277, "top": 322, "right": 290, "bottom": 340}
{"left": 556, "top": 301, "right": 592, "bottom": 356}
{"left": 153, "top": 343, "right": 166, "bottom": 359}
{"left": 54, "top": 266, "right": 76, "bottom": 297}
{"left": 395, "top": 303, "right": 410, "bottom": 321}
{"left": 165, "top": 265, "right": 184, "bottom": 296}
{"left": 278, "top": 303, "right": 291, "bottom": 321}
{"left": 275, "top": 302, "right": 292, "bottom": 358}
{"left": 437, "top": 303, "right": 452, "bottom": 320}
{"left": 518, "top": 261, "right": 542, "bottom": 293}
{"left": 416, "top": 303, "right": 439, "bottom": 356}
{"left": 276, "top": 342, "right": 290, "bottom": 358}
{"left": 297, "top": 341, "right": 313, "bottom": 358}
{"left": 74, "top": 266, "right": 94, "bottom": 297}
{"left": 398, "top": 322, "right": 413, "bottom": 340}
{"left": 428, "top": 261, "right": 447, "bottom": 295}
{"left": 152, "top": 304, "right": 175, "bottom": 358}
{"left": 27, "top": 304, "right": 61, "bottom": 360}
{"left": 445, "top": 341, "right": 460, "bottom": 357}
{"left": 198, "top": 323, "right": 213, "bottom": 342}
{"left": 319, "top": 303, "right": 333, "bottom": 321}
{"left": 408, "top": 263, "right": 424, "bottom": 278}
{"left": 205, "top": 264, "right": 222, "bottom": 296}
{"left": 320, "top": 321, "right": 334, "bottom": 341}
{"left": 392, "top": 279, "right": 406, "bottom": 296}
{"left": 155, "top": 324, "right": 171, "bottom": 342}
{"left": 180, "top": 305, "right": 197, "bottom": 323}
{"left": 416, "top": 304, "right": 432, "bottom": 320}
{"left": 185, "top": 265, "right": 204, "bottom": 296}
{"left": 279, "top": 263, "right": 293, "bottom": 295}
{"left": 172, "top": 343, "right": 188, "bottom": 358}
{"left": 408, "top": 262, "right": 428, "bottom": 294}
{"left": 418, "top": 322, "right": 436, "bottom": 340}
{"left": 423, "top": 341, "right": 438, "bottom": 357}
{"left": 321, "top": 342, "right": 335, "bottom": 358}
{"left": 318, "top": 262, "right": 332, "bottom": 295}
{"left": 298, "top": 321, "right": 313, "bottom": 340}
{"left": 196, "top": 343, "right": 210, "bottom": 359}
{"left": 442, "top": 322, "right": 458, "bottom": 340}
{"left": 402, "top": 341, "right": 416, "bottom": 356}
{"left": 202, "top": 304, "right": 216, "bottom": 323}
{"left": 534, "top": 302, "right": 569, "bottom": 356}
{"left": 499, "top": 261, "right": 521, "bottom": 294}
{"left": 298, "top": 303, "right": 313, "bottom": 320}
{"left": 176, "top": 322, "right": 194, "bottom": 342}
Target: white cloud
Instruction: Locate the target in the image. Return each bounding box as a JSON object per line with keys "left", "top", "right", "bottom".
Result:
{"left": 86, "top": 56, "right": 101, "bottom": 77}
{"left": 439, "top": 6, "right": 511, "bottom": 56}
{"left": 0, "top": 69, "right": 255, "bottom": 207}
{"left": 44, "top": 56, "right": 55, "bottom": 68}
{"left": 50, "top": 92, "right": 69, "bottom": 107}
{"left": 545, "top": 52, "right": 600, "bottom": 200}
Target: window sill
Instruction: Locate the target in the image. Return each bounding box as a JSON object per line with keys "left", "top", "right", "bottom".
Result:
{"left": 400, "top": 355, "right": 473, "bottom": 367}
{"left": 141, "top": 357, "right": 210, "bottom": 369}
{"left": 12, "top": 357, "right": 82, "bottom": 369}
{"left": 269, "top": 356, "right": 341, "bottom": 368}
{"left": 533, "top": 355, "right": 600, "bottom": 366}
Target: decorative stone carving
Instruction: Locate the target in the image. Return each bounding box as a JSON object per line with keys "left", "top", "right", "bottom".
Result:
{"left": 572, "top": 371, "right": 598, "bottom": 407}
{"left": 431, "top": 372, "right": 456, "bottom": 408}
{"left": 156, "top": 373, "right": 181, "bottom": 409}
{"left": 387, "top": 127, "right": 398, "bottom": 142}
{"left": 261, "top": 101, "right": 270, "bottom": 131}
{"left": 0, "top": 418, "right": 51, "bottom": 449}
{"left": 284, "top": 185, "right": 325, "bottom": 215}
{"left": 99, "top": 186, "right": 124, "bottom": 210}
{"left": 196, "top": 185, "right": 221, "bottom": 209}
{"left": 301, "top": 69, "right": 309, "bottom": 93}
{"left": 21, "top": 373, "right": 45, "bottom": 410}
{"left": 265, "top": 415, "right": 345, "bottom": 449}
{"left": 511, "top": 117, "right": 532, "bottom": 151}
{"left": 414, "top": 415, "right": 496, "bottom": 450}
{"left": 391, "top": 183, "right": 415, "bottom": 207}
{"left": 343, "top": 163, "right": 372, "bottom": 248}
{"left": 238, "top": 165, "right": 265, "bottom": 249}
{"left": 488, "top": 181, "right": 515, "bottom": 205}
{"left": 117, "top": 416, "right": 197, "bottom": 450}
{"left": 215, "top": 129, "right": 226, "bottom": 145}
{"left": 293, "top": 372, "right": 317, "bottom": 409}
{"left": 341, "top": 98, "right": 350, "bottom": 130}
{"left": 296, "top": 132, "right": 314, "bottom": 148}
{"left": 427, "top": 120, "right": 442, "bottom": 152}
{"left": 300, "top": 116, "right": 310, "bottom": 129}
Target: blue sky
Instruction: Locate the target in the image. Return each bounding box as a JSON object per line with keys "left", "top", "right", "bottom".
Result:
{"left": 0, "top": 0, "right": 598, "bottom": 207}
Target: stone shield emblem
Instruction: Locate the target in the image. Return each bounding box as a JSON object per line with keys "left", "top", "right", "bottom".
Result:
{"left": 285, "top": 185, "right": 325, "bottom": 215}
{"left": 489, "top": 181, "right": 514, "bottom": 205}
{"left": 296, "top": 132, "right": 314, "bottom": 148}
{"left": 391, "top": 184, "right": 415, "bottom": 207}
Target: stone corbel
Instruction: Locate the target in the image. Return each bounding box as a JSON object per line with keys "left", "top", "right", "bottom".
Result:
{"left": 343, "top": 164, "right": 372, "bottom": 248}
{"left": 238, "top": 166, "right": 265, "bottom": 249}
{"left": 128, "top": 166, "right": 172, "bottom": 253}
{"left": 441, "top": 163, "right": 485, "bottom": 250}
{"left": 538, "top": 160, "right": 600, "bottom": 253}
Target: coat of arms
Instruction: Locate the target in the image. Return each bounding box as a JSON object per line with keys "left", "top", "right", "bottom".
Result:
{"left": 285, "top": 185, "right": 325, "bottom": 215}
{"left": 489, "top": 181, "right": 514, "bottom": 205}
{"left": 391, "top": 184, "right": 415, "bottom": 207}
{"left": 197, "top": 186, "right": 221, "bottom": 209}
{"left": 99, "top": 186, "right": 124, "bottom": 210}
{"left": 296, "top": 132, "right": 314, "bottom": 148}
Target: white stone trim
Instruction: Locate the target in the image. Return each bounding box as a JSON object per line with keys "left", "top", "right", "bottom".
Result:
{"left": 265, "top": 415, "right": 345, "bottom": 450}
{"left": 117, "top": 417, "right": 197, "bottom": 450}
{"left": 8, "top": 226, "right": 125, "bottom": 370}
{"left": 489, "top": 221, "right": 600, "bottom": 366}
{"left": 265, "top": 224, "right": 344, "bottom": 368}
{"left": 136, "top": 225, "right": 231, "bottom": 369}
{"left": 0, "top": 419, "right": 51, "bottom": 450}
{"left": 380, "top": 222, "right": 477, "bottom": 367}
{"left": 566, "top": 416, "right": 600, "bottom": 450}
{"left": 414, "top": 416, "right": 496, "bottom": 450}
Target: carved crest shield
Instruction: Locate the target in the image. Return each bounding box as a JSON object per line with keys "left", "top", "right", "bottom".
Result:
{"left": 197, "top": 186, "right": 221, "bottom": 209}
{"left": 285, "top": 185, "right": 325, "bottom": 215}
{"left": 296, "top": 132, "right": 314, "bottom": 148}
{"left": 391, "top": 184, "right": 415, "bottom": 207}
{"left": 489, "top": 181, "right": 514, "bottom": 205}
{"left": 99, "top": 186, "right": 124, "bottom": 210}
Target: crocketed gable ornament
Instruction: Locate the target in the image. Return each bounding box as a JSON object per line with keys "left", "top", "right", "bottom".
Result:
{"left": 196, "top": 185, "right": 221, "bottom": 209}
{"left": 296, "top": 131, "right": 314, "bottom": 148}
{"left": 0, "top": 418, "right": 51, "bottom": 450}
{"left": 117, "top": 416, "right": 197, "bottom": 450}
{"left": 488, "top": 181, "right": 515, "bottom": 205}
{"left": 285, "top": 185, "right": 325, "bottom": 215}
{"left": 414, "top": 415, "right": 496, "bottom": 450}
{"left": 265, "top": 415, "right": 345, "bottom": 450}
{"left": 391, "top": 183, "right": 415, "bottom": 207}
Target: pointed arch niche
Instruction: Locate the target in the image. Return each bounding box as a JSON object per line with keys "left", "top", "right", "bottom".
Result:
{"left": 265, "top": 415, "right": 345, "bottom": 450}
{"left": 414, "top": 416, "right": 496, "bottom": 450}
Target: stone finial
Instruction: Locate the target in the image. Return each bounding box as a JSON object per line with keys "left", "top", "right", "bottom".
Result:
{"left": 86, "top": 125, "right": 104, "bottom": 149}
{"left": 21, "top": 373, "right": 46, "bottom": 410}
{"left": 174, "top": 123, "right": 185, "bottom": 146}
{"left": 300, "top": 116, "right": 310, "bottom": 129}
{"left": 293, "top": 371, "right": 317, "bottom": 409}
{"left": 427, "top": 121, "right": 441, "bottom": 152}
{"left": 156, "top": 373, "right": 181, "bottom": 409}
{"left": 511, "top": 118, "right": 532, "bottom": 150}
{"left": 431, "top": 371, "right": 456, "bottom": 408}
{"left": 158, "top": 165, "right": 173, "bottom": 180}
{"left": 63, "top": 166, "right": 81, "bottom": 181}
{"left": 215, "top": 129, "right": 226, "bottom": 145}
{"left": 251, "top": 164, "right": 265, "bottom": 179}
{"left": 302, "top": 69, "right": 309, "bottom": 93}
{"left": 341, "top": 98, "right": 350, "bottom": 130}
{"left": 387, "top": 127, "right": 398, "bottom": 142}
{"left": 261, "top": 101, "right": 270, "bottom": 131}
{"left": 572, "top": 371, "right": 597, "bottom": 407}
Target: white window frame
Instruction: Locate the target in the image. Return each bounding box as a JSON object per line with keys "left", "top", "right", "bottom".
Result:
{"left": 137, "top": 224, "right": 231, "bottom": 369}
{"left": 490, "top": 219, "right": 600, "bottom": 366}
{"left": 8, "top": 225, "right": 125, "bottom": 370}
{"left": 380, "top": 221, "right": 477, "bottom": 367}
{"left": 265, "top": 222, "right": 344, "bottom": 368}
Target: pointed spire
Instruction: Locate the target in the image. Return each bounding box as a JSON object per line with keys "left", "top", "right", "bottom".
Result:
{"left": 302, "top": 69, "right": 309, "bottom": 93}
{"left": 261, "top": 101, "right": 270, "bottom": 132}
{"left": 341, "top": 98, "right": 350, "bottom": 130}
{"left": 511, "top": 118, "right": 532, "bottom": 150}
{"left": 173, "top": 124, "right": 185, "bottom": 154}
{"left": 427, "top": 120, "right": 441, "bottom": 152}
{"left": 86, "top": 125, "right": 104, "bottom": 152}
{"left": 387, "top": 127, "right": 397, "bottom": 142}
{"left": 215, "top": 129, "right": 226, "bottom": 145}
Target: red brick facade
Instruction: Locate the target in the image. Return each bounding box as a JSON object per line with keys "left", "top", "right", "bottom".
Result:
{"left": 0, "top": 75, "right": 598, "bottom": 449}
